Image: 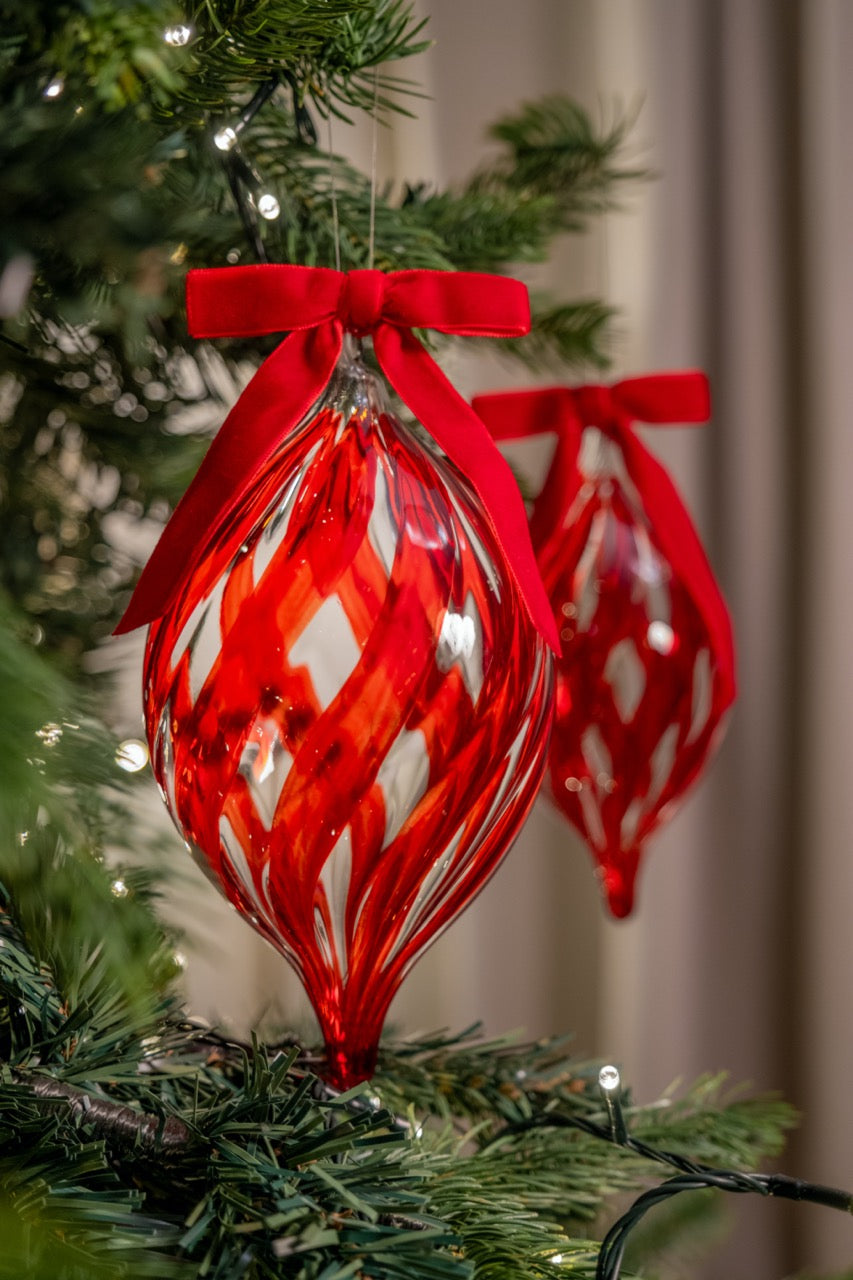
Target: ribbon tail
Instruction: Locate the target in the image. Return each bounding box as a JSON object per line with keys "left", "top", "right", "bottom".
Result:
{"left": 618, "top": 429, "right": 736, "bottom": 708}
{"left": 527, "top": 416, "right": 583, "bottom": 558}
{"left": 472, "top": 386, "right": 583, "bottom": 556}
{"left": 115, "top": 324, "right": 343, "bottom": 634}
{"left": 375, "top": 326, "right": 560, "bottom": 654}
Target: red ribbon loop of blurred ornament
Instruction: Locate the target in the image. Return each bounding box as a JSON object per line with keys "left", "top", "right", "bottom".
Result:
{"left": 115, "top": 265, "right": 559, "bottom": 650}
{"left": 475, "top": 372, "right": 712, "bottom": 443}
{"left": 472, "top": 371, "right": 735, "bottom": 704}
{"left": 574, "top": 372, "right": 711, "bottom": 433}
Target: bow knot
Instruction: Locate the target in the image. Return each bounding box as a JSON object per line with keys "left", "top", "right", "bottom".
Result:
{"left": 575, "top": 384, "right": 621, "bottom": 431}
{"left": 339, "top": 269, "right": 385, "bottom": 334}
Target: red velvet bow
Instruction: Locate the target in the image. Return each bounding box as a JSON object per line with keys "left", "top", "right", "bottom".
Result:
{"left": 116, "top": 265, "right": 559, "bottom": 651}
{"left": 472, "top": 373, "right": 735, "bottom": 703}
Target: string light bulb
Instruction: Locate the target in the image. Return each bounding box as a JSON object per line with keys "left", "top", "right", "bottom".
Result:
{"left": 164, "top": 23, "right": 192, "bottom": 46}
{"left": 115, "top": 739, "right": 149, "bottom": 773}
{"left": 35, "top": 722, "right": 63, "bottom": 746}
{"left": 598, "top": 1065, "right": 629, "bottom": 1145}
{"left": 256, "top": 192, "right": 281, "bottom": 220}
{"left": 214, "top": 126, "right": 239, "bottom": 152}
{"left": 598, "top": 1065, "right": 621, "bottom": 1093}
{"left": 43, "top": 76, "right": 65, "bottom": 100}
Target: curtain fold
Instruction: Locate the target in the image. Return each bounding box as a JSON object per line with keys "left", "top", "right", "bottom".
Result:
{"left": 597, "top": 2, "right": 853, "bottom": 1272}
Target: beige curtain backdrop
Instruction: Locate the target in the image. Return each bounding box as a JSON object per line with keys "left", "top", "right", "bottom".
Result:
{"left": 122, "top": 3, "right": 852, "bottom": 1275}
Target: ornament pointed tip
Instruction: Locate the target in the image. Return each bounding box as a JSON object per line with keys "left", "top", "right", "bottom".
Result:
{"left": 601, "top": 868, "right": 636, "bottom": 919}
{"left": 607, "top": 892, "right": 634, "bottom": 920}
{"left": 323, "top": 1044, "right": 378, "bottom": 1091}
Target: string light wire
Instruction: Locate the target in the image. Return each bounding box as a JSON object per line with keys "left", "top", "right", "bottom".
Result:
{"left": 484, "top": 1065, "right": 853, "bottom": 1279}
{"left": 212, "top": 74, "right": 317, "bottom": 263}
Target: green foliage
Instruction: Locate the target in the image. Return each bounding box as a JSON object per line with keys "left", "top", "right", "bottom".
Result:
{"left": 188, "top": 0, "right": 432, "bottom": 118}
{"left": 1, "top": 835, "right": 179, "bottom": 1066}
{"left": 0, "top": 597, "right": 135, "bottom": 849}
{"left": 0, "top": 98, "right": 184, "bottom": 312}
{"left": 0, "top": 1170, "right": 186, "bottom": 1280}
{"left": 486, "top": 96, "right": 645, "bottom": 229}
{"left": 0, "top": 5, "right": 812, "bottom": 1278}
{"left": 628, "top": 1073, "right": 795, "bottom": 1167}
{"left": 371, "top": 1026, "right": 603, "bottom": 1128}
{"left": 0, "top": 0, "right": 188, "bottom": 112}
{"left": 401, "top": 186, "right": 559, "bottom": 272}
{"left": 237, "top": 123, "right": 454, "bottom": 272}
{"left": 1, "top": 1, "right": 635, "bottom": 668}
{"left": 0, "top": 1, "right": 428, "bottom": 119}
{"left": 0, "top": 327, "right": 221, "bottom": 659}
{"left": 0, "top": 833, "right": 799, "bottom": 1279}
{"left": 498, "top": 300, "right": 616, "bottom": 372}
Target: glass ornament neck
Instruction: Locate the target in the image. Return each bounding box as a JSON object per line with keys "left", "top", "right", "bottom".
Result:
{"left": 340, "top": 331, "right": 367, "bottom": 364}
{"left": 327, "top": 333, "right": 392, "bottom": 431}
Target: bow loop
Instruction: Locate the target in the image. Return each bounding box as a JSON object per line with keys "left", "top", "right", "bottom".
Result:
{"left": 339, "top": 269, "right": 386, "bottom": 334}
{"left": 573, "top": 375, "right": 711, "bottom": 434}
{"left": 612, "top": 371, "right": 711, "bottom": 428}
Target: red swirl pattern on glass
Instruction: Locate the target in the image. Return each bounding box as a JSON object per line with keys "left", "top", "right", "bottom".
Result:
{"left": 143, "top": 343, "right": 553, "bottom": 1086}
{"left": 542, "top": 429, "right": 730, "bottom": 918}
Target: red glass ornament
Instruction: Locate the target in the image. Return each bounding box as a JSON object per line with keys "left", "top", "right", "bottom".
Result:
{"left": 144, "top": 341, "right": 553, "bottom": 1085}
{"left": 473, "top": 379, "right": 735, "bottom": 918}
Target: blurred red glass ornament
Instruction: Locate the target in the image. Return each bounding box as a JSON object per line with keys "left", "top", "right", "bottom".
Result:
{"left": 473, "top": 375, "right": 736, "bottom": 917}
{"left": 141, "top": 341, "right": 553, "bottom": 1086}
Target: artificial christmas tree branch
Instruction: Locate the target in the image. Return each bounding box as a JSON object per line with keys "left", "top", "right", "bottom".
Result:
{"left": 0, "top": 828, "right": 805, "bottom": 1276}
{"left": 13, "top": 1073, "right": 192, "bottom": 1152}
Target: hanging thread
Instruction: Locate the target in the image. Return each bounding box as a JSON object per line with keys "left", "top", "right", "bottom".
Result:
{"left": 367, "top": 66, "right": 379, "bottom": 270}
{"left": 327, "top": 108, "right": 342, "bottom": 274}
